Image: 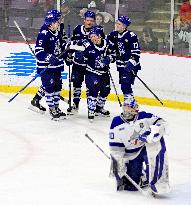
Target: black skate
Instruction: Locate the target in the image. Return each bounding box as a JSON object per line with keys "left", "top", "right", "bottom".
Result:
{"left": 49, "top": 108, "right": 60, "bottom": 121}
{"left": 56, "top": 107, "right": 67, "bottom": 120}
{"left": 95, "top": 106, "right": 110, "bottom": 117}
{"left": 67, "top": 102, "right": 79, "bottom": 115}
{"left": 28, "top": 98, "right": 46, "bottom": 114}
{"left": 88, "top": 111, "right": 95, "bottom": 122}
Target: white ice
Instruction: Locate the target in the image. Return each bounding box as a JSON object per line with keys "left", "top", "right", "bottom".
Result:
{"left": 0, "top": 93, "right": 191, "bottom": 205}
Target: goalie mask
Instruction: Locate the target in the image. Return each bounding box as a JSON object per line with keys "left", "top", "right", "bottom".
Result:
{"left": 122, "top": 100, "right": 139, "bottom": 120}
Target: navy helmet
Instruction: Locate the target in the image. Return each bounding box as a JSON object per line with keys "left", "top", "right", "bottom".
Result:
{"left": 84, "top": 10, "right": 96, "bottom": 19}
{"left": 45, "top": 9, "right": 61, "bottom": 25}
{"left": 89, "top": 26, "right": 104, "bottom": 37}
{"left": 118, "top": 16, "right": 131, "bottom": 27}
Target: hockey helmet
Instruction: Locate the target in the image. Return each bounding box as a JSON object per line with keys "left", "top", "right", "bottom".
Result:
{"left": 89, "top": 26, "right": 104, "bottom": 37}
{"left": 122, "top": 99, "right": 139, "bottom": 120}
{"left": 118, "top": 16, "right": 131, "bottom": 27}
{"left": 45, "top": 9, "right": 61, "bottom": 25}
{"left": 84, "top": 10, "right": 96, "bottom": 19}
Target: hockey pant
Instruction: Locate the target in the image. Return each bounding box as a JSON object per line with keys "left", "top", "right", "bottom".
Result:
{"left": 118, "top": 69, "right": 138, "bottom": 103}
{"left": 41, "top": 70, "right": 62, "bottom": 93}
{"left": 85, "top": 72, "right": 110, "bottom": 113}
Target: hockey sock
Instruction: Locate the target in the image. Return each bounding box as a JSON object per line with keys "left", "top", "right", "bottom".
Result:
{"left": 53, "top": 91, "right": 60, "bottom": 108}
{"left": 73, "top": 87, "right": 81, "bottom": 104}
{"left": 87, "top": 96, "right": 97, "bottom": 114}
{"left": 45, "top": 92, "right": 55, "bottom": 109}
{"left": 34, "top": 85, "right": 45, "bottom": 100}
{"left": 96, "top": 97, "right": 106, "bottom": 110}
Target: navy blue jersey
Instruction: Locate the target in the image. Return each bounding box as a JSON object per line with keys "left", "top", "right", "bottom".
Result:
{"left": 108, "top": 30, "right": 141, "bottom": 71}
{"left": 82, "top": 39, "right": 110, "bottom": 75}
{"left": 71, "top": 25, "right": 92, "bottom": 66}
{"left": 35, "top": 24, "right": 67, "bottom": 74}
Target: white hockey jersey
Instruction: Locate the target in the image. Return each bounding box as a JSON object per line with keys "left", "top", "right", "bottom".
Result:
{"left": 109, "top": 111, "right": 167, "bottom": 161}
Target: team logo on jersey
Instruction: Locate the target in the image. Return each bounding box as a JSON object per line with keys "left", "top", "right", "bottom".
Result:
{"left": 89, "top": 50, "right": 95, "bottom": 53}
{"left": 94, "top": 80, "right": 98, "bottom": 85}
{"left": 125, "top": 39, "right": 128, "bottom": 43}
{"left": 41, "top": 30, "right": 48, "bottom": 35}
{"left": 139, "top": 123, "right": 144, "bottom": 128}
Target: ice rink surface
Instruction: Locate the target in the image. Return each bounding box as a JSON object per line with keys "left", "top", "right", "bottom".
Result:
{"left": 0, "top": 93, "right": 191, "bottom": 205}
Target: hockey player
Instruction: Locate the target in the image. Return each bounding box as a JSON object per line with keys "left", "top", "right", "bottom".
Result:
{"left": 67, "top": 10, "right": 96, "bottom": 114}
{"left": 32, "top": 9, "right": 67, "bottom": 120}
{"left": 29, "top": 9, "right": 67, "bottom": 115}
{"left": 107, "top": 16, "right": 141, "bottom": 104}
{"left": 74, "top": 26, "right": 112, "bottom": 121}
{"left": 109, "top": 101, "right": 170, "bottom": 195}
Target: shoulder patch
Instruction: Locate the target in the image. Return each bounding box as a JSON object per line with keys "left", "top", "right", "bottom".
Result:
{"left": 41, "top": 30, "right": 48, "bottom": 35}
{"left": 83, "top": 40, "right": 91, "bottom": 48}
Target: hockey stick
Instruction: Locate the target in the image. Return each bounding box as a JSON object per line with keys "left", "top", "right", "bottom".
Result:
{"left": 132, "top": 71, "right": 163, "bottom": 106}
{"left": 111, "top": 34, "right": 163, "bottom": 106}
{"left": 60, "top": 96, "right": 69, "bottom": 104}
{"left": 104, "top": 44, "right": 122, "bottom": 107}
{"left": 84, "top": 133, "right": 148, "bottom": 196}
{"left": 85, "top": 133, "right": 110, "bottom": 159}
{"left": 13, "top": 20, "right": 69, "bottom": 104}
{"left": 67, "top": 24, "right": 72, "bottom": 111}
{"left": 8, "top": 21, "right": 69, "bottom": 103}
{"left": 107, "top": 70, "right": 122, "bottom": 107}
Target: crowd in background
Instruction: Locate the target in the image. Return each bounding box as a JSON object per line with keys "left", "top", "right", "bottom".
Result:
{"left": 0, "top": 0, "right": 191, "bottom": 56}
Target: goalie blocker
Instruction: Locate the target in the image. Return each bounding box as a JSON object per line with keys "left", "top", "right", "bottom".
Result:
{"left": 109, "top": 101, "right": 170, "bottom": 195}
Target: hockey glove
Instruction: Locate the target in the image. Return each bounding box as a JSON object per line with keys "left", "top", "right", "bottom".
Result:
{"left": 74, "top": 51, "right": 84, "bottom": 61}
{"left": 124, "top": 59, "right": 136, "bottom": 72}
{"left": 101, "top": 56, "right": 110, "bottom": 66}
{"left": 45, "top": 54, "right": 59, "bottom": 66}
{"left": 139, "top": 125, "right": 161, "bottom": 143}
{"left": 138, "top": 129, "right": 151, "bottom": 143}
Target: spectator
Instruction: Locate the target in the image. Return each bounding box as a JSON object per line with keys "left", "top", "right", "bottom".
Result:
{"left": 95, "top": 13, "right": 104, "bottom": 26}
{"left": 185, "top": 23, "right": 191, "bottom": 55}
{"left": 179, "top": 0, "right": 191, "bottom": 23}
{"left": 139, "top": 26, "right": 158, "bottom": 52}
{"left": 61, "top": 0, "right": 81, "bottom": 32}
{"left": 79, "top": 1, "right": 114, "bottom": 24}
{"left": 163, "top": 15, "right": 189, "bottom": 55}
{"left": 32, "top": 0, "right": 55, "bottom": 12}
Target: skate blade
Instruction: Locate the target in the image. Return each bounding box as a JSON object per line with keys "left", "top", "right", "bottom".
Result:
{"left": 67, "top": 109, "right": 78, "bottom": 115}
{"left": 95, "top": 113, "right": 110, "bottom": 117}
{"left": 51, "top": 117, "right": 60, "bottom": 121}
{"left": 28, "top": 105, "right": 45, "bottom": 114}
{"left": 88, "top": 118, "right": 94, "bottom": 123}
{"left": 59, "top": 116, "right": 67, "bottom": 120}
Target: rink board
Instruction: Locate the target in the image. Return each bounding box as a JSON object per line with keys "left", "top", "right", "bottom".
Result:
{"left": 0, "top": 41, "right": 191, "bottom": 110}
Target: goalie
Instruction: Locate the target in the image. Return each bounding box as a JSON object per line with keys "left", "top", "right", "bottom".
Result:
{"left": 109, "top": 101, "right": 170, "bottom": 195}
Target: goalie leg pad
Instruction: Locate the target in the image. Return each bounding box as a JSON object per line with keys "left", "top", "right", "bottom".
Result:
{"left": 146, "top": 137, "right": 170, "bottom": 195}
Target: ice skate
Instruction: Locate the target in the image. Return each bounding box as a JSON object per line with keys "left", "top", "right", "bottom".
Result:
{"left": 56, "top": 107, "right": 67, "bottom": 120}
{"left": 67, "top": 102, "right": 79, "bottom": 115}
{"left": 49, "top": 108, "right": 60, "bottom": 121}
{"left": 88, "top": 110, "right": 95, "bottom": 123}
{"left": 95, "top": 106, "right": 110, "bottom": 117}
{"left": 28, "top": 98, "right": 46, "bottom": 114}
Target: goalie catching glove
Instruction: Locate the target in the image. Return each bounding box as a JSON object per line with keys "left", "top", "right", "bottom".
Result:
{"left": 138, "top": 124, "right": 164, "bottom": 143}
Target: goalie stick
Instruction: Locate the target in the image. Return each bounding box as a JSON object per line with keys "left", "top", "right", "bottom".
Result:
{"left": 84, "top": 133, "right": 149, "bottom": 196}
